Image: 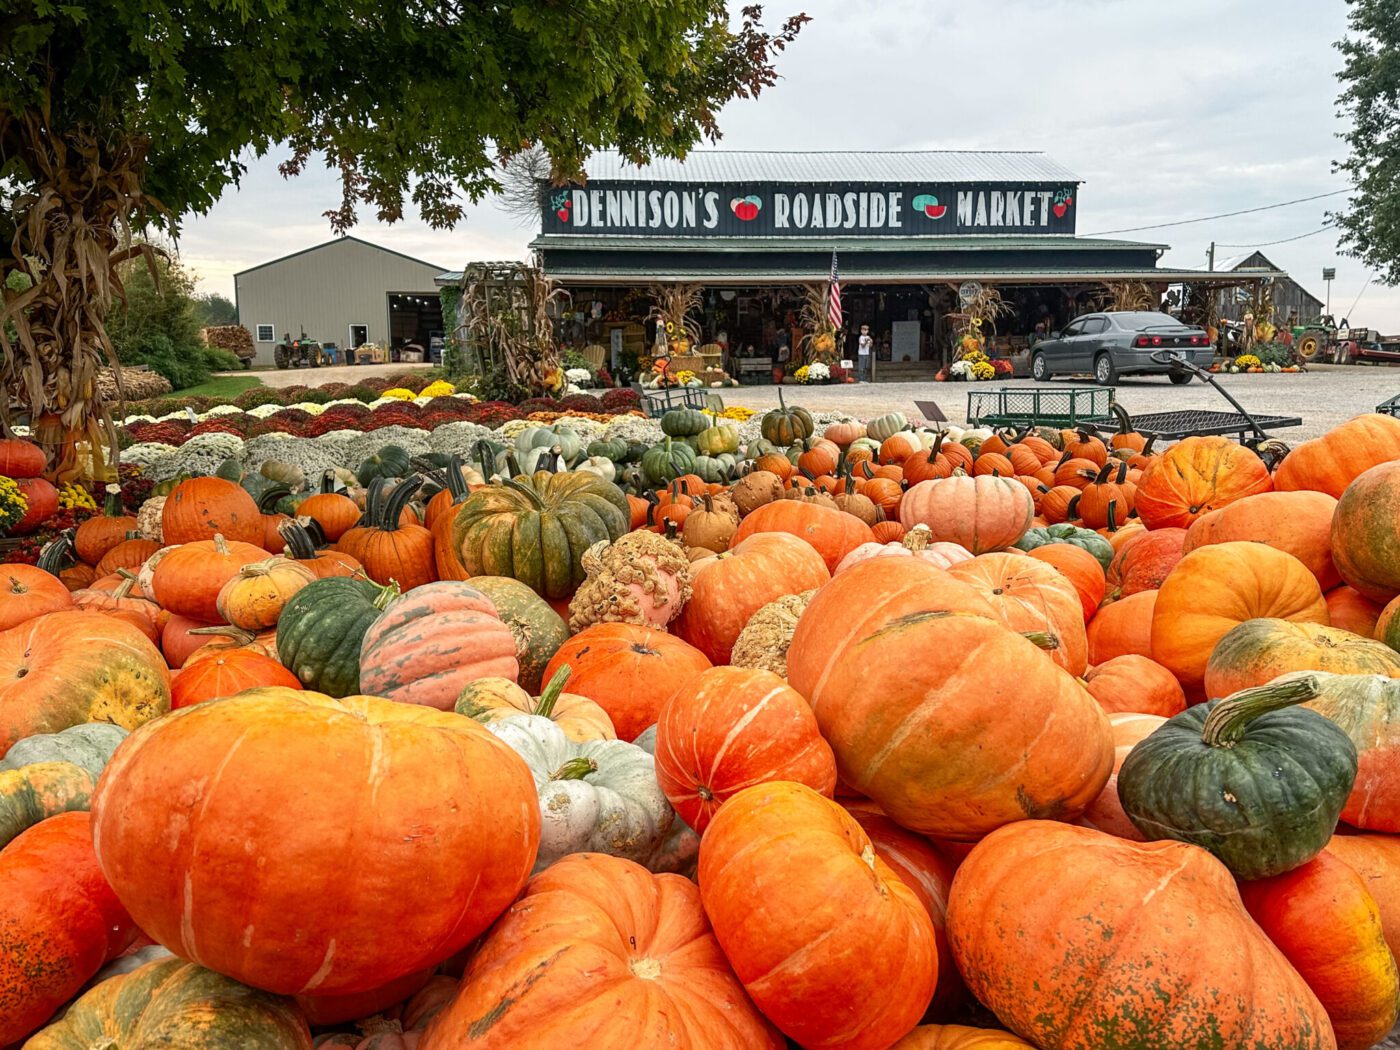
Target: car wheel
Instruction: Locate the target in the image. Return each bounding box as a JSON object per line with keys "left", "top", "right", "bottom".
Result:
{"left": 1168, "top": 371, "right": 1192, "bottom": 385}
{"left": 1031, "top": 353, "right": 1051, "bottom": 381}
{"left": 1094, "top": 353, "right": 1117, "bottom": 386}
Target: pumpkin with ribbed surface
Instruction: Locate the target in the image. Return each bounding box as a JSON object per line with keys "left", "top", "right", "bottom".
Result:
{"left": 1274, "top": 412, "right": 1400, "bottom": 498}
{"left": 172, "top": 649, "right": 302, "bottom": 708}
{"left": 1104, "top": 527, "right": 1185, "bottom": 601}
{"left": 359, "top": 582, "right": 518, "bottom": 709}
{"left": 1151, "top": 542, "right": 1328, "bottom": 690}
{"left": 948, "top": 551, "right": 1088, "bottom": 676}
{"left": 453, "top": 471, "right": 629, "bottom": 600}
{"left": 676, "top": 533, "right": 830, "bottom": 664}
{"left": 698, "top": 783, "right": 937, "bottom": 1050}
{"left": 900, "top": 475, "right": 1033, "bottom": 554}
{"left": 947, "top": 821, "right": 1335, "bottom": 1050}
{"left": 1024, "top": 543, "right": 1105, "bottom": 621}
{"left": 655, "top": 666, "right": 836, "bottom": 831}
{"left": 338, "top": 478, "right": 436, "bottom": 592}
{"left": 1013, "top": 522, "right": 1113, "bottom": 568}
{"left": 277, "top": 576, "right": 400, "bottom": 697}
{"left": 0, "top": 760, "right": 99, "bottom": 850}
{"left": 0, "top": 611, "right": 169, "bottom": 758}
{"left": 91, "top": 688, "right": 539, "bottom": 997}
{"left": 891, "top": 1027, "right": 1035, "bottom": 1049}
{"left": 730, "top": 499, "right": 875, "bottom": 573}
{"left": 420, "top": 852, "right": 781, "bottom": 1050}
{"left": 1205, "top": 618, "right": 1400, "bottom": 698}
{"left": 466, "top": 575, "right": 571, "bottom": 694}
{"left": 0, "top": 812, "right": 138, "bottom": 1045}
{"left": 1088, "top": 588, "right": 1157, "bottom": 663}
{"left": 0, "top": 722, "right": 127, "bottom": 775}
{"left": 161, "top": 476, "right": 264, "bottom": 545}
{"left": 152, "top": 535, "right": 272, "bottom": 622}
{"left": 24, "top": 956, "right": 312, "bottom": 1049}
{"left": 1077, "top": 712, "right": 1167, "bottom": 841}
{"left": 1326, "top": 835, "right": 1400, "bottom": 963}
{"left": 0, "top": 564, "right": 73, "bottom": 630}
{"left": 542, "top": 623, "right": 712, "bottom": 742}
{"left": 1184, "top": 489, "right": 1341, "bottom": 590}
{"left": 1239, "top": 851, "right": 1400, "bottom": 1050}
{"left": 215, "top": 557, "right": 315, "bottom": 630}
{"left": 94, "top": 536, "right": 160, "bottom": 579}
{"left": 1133, "top": 435, "right": 1272, "bottom": 530}
{"left": 0, "top": 435, "right": 45, "bottom": 478}
{"left": 456, "top": 667, "right": 615, "bottom": 742}
{"left": 297, "top": 474, "right": 362, "bottom": 542}
{"left": 1332, "top": 461, "right": 1400, "bottom": 602}
{"left": 10, "top": 477, "right": 58, "bottom": 535}
{"left": 1084, "top": 655, "right": 1185, "bottom": 716}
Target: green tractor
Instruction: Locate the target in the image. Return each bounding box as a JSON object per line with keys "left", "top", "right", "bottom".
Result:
{"left": 273, "top": 331, "right": 325, "bottom": 369}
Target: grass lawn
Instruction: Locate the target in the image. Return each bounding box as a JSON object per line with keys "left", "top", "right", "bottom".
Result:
{"left": 165, "top": 375, "right": 263, "bottom": 401}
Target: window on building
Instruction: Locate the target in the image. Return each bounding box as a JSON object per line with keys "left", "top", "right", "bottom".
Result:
{"left": 349, "top": 324, "right": 369, "bottom": 347}
{"left": 255, "top": 323, "right": 275, "bottom": 342}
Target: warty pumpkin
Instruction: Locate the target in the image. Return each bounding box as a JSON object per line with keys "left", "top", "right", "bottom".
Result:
{"left": 91, "top": 688, "right": 539, "bottom": 997}
{"left": 1133, "top": 435, "right": 1272, "bottom": 530}
{"left": 456, "top": 666, "right": 615, "bottom": 742}
{"left": 1117, "top": 675, "right": 1356, "bottom": 879}
{"left": 358, "top": 581, "right": 518, "bottom": 709}
{"left": 1238, "top": 851, "right": 1400, "bottom": 1050}
{"left": 1204, "top": 617, "right": 1400, "bottom": 698}
{"left": 654, "top": 666, "right": 836, "bottom": 831}
{"left": 1012, "top": 521, "right": 1113, "bottom": 568}
{"left": 151, "top": 534, "right": 273, "bottom": 623}
{"left": 277, "top": 575, "right": 400, "bottom": 696}
{"left": 0, "top": 811, "right": 138, "bottom": 1045}
{"left": 946, "top": 820, "right": 1336, "bottom": 1050}
{"left": 0, "top": 563, "right": 73, "bottom": 630}
{"left": 730, "top": 498, "right": 875, "bottom": 573}
{"left": 899, "top": 474, "right": 1034, "bottom": 554}
{"left": 948, "top": 551, "right": 1088, "bottom": 676}
{"left": 161, "top": 475, "right": 264, "bottom": 545}
{"left": 698, "top": 783, "right": 937, "bottom": 1050}
{"left": 419, "top": 853, "right": 782, "bottom": 1050}
{"left": 1274, "top": 411, "right": 1400, "bottom": 498}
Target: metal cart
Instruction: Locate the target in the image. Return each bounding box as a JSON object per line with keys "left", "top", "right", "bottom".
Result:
{"left": 1114, "top": 352, "right": 1302, "bottom": 448}
{"left": 1377, "top": 393, "right": 1400, "bottom": 417}
{"left": 966, "top": 386, "right": 1115, "bottom": 429}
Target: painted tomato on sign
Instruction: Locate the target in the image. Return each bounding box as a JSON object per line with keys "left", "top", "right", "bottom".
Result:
{"left": 730, "top": 195, "right": 762, "bottom": 221}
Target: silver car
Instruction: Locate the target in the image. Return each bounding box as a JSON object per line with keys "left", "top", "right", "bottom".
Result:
{"left": 1030, "top": 312, "right": 1215, "bottom": 385}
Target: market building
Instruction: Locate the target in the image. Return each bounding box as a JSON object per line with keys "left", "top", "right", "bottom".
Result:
{"left": 439, "top": 151, "right": 1272, "bottom": 381}
{"left": 235, "top": 236, "right": 446, "bottom": 367}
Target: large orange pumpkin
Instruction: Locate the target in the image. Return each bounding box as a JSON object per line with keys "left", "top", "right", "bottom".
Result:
{"left": 337, "top": 478, "right": 436, "bottom": 592}
{"left": 1133, "top": 436, "right": 1272, "bottom": 530}
{"left": 73, "top": 487, "right": 138, "bottom": 566}
{"left": 0, "top": 811, "right": 138, "bottom": 1045}
{"left": 1083, "top": 654, "right": 1185, "bottom": 716}
{"left": 948, "top": 552, "right": 1087, "bottom": 676}
{"left": 0, "top": 564, "right": 73, "bottom": 631}
{"left": 948, "top": 821, "right": 1335, "bottom": 1050}
{"left": 1151, "top": 542, "right": 1328, "bottom": 689}
{"left": 1332, "top": 461, "right": 1400, "bottom": 602}
{"left": 655, "top": 666, "right": 836, "bottom": 831}
{"left": 1087, "top": 588, "right": 1157, "bottom": 663}
{"left": 1238, "top": 851, "right": 1400, "bottom": 1050}
{"left": 1077, "top": 712, "right": 1167, "bottom": 841}
{"left": 1327, "top": 834, "right": 1400, "bottom": 963}
{"left": 161, "top": 476, "right": 264, "bottom": 545}
{"left": 542, "top": 623, "right": 711, "bottom": 742}
{"left": 1023, "top": 542, "right": 1105, "bottom": 622}
{"left": 419, "top": 853, "right": 783, "bottom": 1049}
{"left": 1329, "top": 586, "right": 1386, "bottom": 638}
{"left": 1274, "top": 412, "right": 1400, "bottom": 498}
{"left": 171, "top": 649, "right": 302, "bottom": 708}
{"left": 94, "top": 537, "right": 160, "bottom": 579}
{"left": 1204, "top": 618, "right": 1400, "bottom": 698}
{"left": 676, "top": 533, "right": 830, "bottom": 664}
{"left": 0, "top": 611, "right": 170, "bottom": 757}
{"left": 900, "top": 475, "right": 1034, "bottom": 554}
{"left": 151, "top": 535, "right": 273, "bottom": 623}
{"left": 791, "top": 571, "right": 1112, "bottom": 840}
{"left": 1183, "top": 490, "right": 1341, "bottom": 591}
{"left": 1296, "top": 672, "right": 1400, "bottom": 832}
{"left": 91, "top": 688, "right": 539, "bottom": 997}
{"left": 698, "top": 783, "right": 937, "bottom": 1050}
{"left": 730, "top": 499, "right": 875, "bottom": 573}
{"left": 1104, "top": 527, "right": 1185, "bottom": 601}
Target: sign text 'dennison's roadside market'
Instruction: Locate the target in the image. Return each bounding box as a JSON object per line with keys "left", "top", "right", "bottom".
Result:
{"left": 539, "top": 181, "right": 1078, "bottom": 237}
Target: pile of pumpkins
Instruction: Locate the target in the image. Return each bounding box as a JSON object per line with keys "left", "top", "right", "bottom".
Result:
{"left": 11, "top": 407, "right": 1400, "bottom": 1049}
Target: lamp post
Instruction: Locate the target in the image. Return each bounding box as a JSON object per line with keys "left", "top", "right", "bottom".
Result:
{"left": 1323, "top": 267, "right": 1336, "bottom": 321}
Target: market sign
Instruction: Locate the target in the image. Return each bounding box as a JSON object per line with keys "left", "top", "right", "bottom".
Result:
{"left": 541, "top": 181, "right": 1077, "bottom": 237}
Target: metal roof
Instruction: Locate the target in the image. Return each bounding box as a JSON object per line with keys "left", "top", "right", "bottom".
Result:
{"left": 233, "top": 235, "right": 446, "bottom": 278}
{"left": 527, "top": 234, "right": 1165, "bottom": 254}
{"left": 574, "top": 150, "right": 1080, "bottom": 185}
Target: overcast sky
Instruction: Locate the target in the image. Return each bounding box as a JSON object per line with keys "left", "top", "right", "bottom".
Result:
{"left": 177, "top": 0, "right": 1395, "bottom": 329}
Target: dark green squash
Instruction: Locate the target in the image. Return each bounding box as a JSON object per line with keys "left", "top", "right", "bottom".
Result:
{"left": 1117, "top": 675, "right": 1357, "bottom": 879}
{"left": 276, "top": 576, "right": 400, "bottom": 697}
{"left": 465, "top": 576, "right": 570, "bottom": 693}
{"left": 0, "top": 722, "right": 128, "bottom": 776}
{"left": 451, "top": 471, "right": 629, "bottom": 601}
{"left": 586, "top": 437, "right": 628, "bottom": 463}
{"left": 0, "top": 761, "right": 99, "bottom": 850}
{"left": 760, "top": 389, "right": 815, "bottom": 445}
{"left": 659, "top": 407, "right": 710, "bottom": 438}
{"left": 640, "top": 438, "right": 697, "bottom": 487}
{"left": 356, "top": 444, "right": 413, "bottom": 486}
{"left": 1013, "top": 523, "right": 1115, "bottom": 570}
{"left": 24, "top": 957, "right": 311, "bottom": 1049}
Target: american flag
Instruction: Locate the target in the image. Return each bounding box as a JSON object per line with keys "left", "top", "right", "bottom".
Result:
{"left": 827, "top": 249, "right": 842, "bottom": 330}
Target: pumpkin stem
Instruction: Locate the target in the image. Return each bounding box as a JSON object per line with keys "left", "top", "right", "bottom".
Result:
{"left": 1104, "top": 500, "right": 1118, "bottom": 533}
{"left": 37, "top": 530, "right": 77, "bottom": 576}
{"left": 319, "top": 469, "right": 338, "bottom": 495}
{"left": 550, "top": 756, "right": 598, "bottom": 781}
{"left": 189, "top": 625, "right": 258, "bottom": 643}
{"left": 102, "top": 483, "right": 124, "bottom": 517}
{"left": 500, "top": 476, "right": 547, "bottom": 512}
{"left": 213, "top": 534, "right": 229, "bottom": 556}
{"left": 1200, "top": 675, "right": 1321, "bottom": 747}
{"left": 534, "top": 666, "right": 572, "bottom": 718}
{"left": 1111, "top": 402, "right": 1136, "bottom": 436}
{"left": 1020, "top": 630, "right": 1060, "bottom": 651}
{"left": 372, "top": 580, "right": 402, "bottom": 610}
{"left": 370, "top": 476, "right": 422, "bottom": 532}
{"left": 279, "top": 519, "right": 321, "bottom": 559}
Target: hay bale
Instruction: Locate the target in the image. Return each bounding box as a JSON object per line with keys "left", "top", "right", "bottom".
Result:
{"left": 201, "top": 325, "right": 254, "bottom": 359}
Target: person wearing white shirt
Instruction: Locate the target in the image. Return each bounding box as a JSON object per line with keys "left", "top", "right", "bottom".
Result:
{"left": 857, "top": 325, "right": 874, "bottom": 382}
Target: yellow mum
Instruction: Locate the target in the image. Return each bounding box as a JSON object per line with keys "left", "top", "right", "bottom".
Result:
{"left": 0, "top": 476, "right": 28, "bottom": 533}
{"left": 419, "top": 380, "right": 456, "bottom": 397}
{"left": 381, "top": 387, "right": 417, "bottom": 400}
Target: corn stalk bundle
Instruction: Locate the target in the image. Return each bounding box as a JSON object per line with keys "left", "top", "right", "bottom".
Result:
{"left": 647, "top": 283, "right": 703, "bottom": 354}
{"left": 460, "top": 260, "right": 563, "bottom": 397}
{"left": 797, "top": 283, "right": 839, "bottom": 365}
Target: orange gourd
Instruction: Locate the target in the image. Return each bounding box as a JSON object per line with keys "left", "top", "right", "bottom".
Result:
{"left": 172, "top": 649, "right": 302, "bottom": 708}
{"left": 1183, "top": 490, "right": 1340, "bottom": 591}
{"left": 1083, "top": 654, "right": 1186, "bottom": 716}
{"left": 1133, "top": 435, "right": 1272, "bottom": 530}
{"left": 151, "top": 535, "right": 272, "bottom": 623}
{"left": 948, "top": 552, "right": 1088, "bottom": 676}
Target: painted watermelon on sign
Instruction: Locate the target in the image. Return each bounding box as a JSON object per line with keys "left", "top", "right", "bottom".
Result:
{"left": 911, "top": 193, "right": 947, "bottom": 220}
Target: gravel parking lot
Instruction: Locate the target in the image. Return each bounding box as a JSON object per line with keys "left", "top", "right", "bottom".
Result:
{"left": 716, "top": 364, "right": 1399, "bottom": 443}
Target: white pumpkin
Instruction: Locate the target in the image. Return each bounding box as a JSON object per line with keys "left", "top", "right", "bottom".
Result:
{"left": 574, "top": 455, "right": 617, "bottom": 483}
{"left": 487, "top": 714, "right": 673, "bottom": 874}
{"left": 633, "top": 724, "right": 701, "bottom": 877}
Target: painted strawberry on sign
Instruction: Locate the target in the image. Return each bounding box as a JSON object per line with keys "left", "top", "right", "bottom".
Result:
{"left": 1052, "top": 189, "right": 1074, "bottom": 219}
{"left": 550, "top": 190, "right": 572, "bottom": 223}
{"left": 911, "top": 193, "right": 947, "bottom": 220}
{"left": 730, "top": 195, "right": 762, "bottom": 221}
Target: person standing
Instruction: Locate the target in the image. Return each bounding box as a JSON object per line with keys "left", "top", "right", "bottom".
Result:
{"left": 857, "top": 324, "right": 874, "bottom": 382}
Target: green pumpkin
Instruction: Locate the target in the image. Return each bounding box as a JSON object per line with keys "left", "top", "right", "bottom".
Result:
{"left": 25, "top": 957, "right": 310, "bottom": 1049}
{"left": 214, "top": 458, "right": 244, "bottom": 483}
{"left": 1117, "top": 675, "right": 1357, "bottom": 879}
{"left": 551, "top": 427, "right": 583, "bottom": 465}
{"left": 1013, "top": 524, "right": 1115, "bottom": 570}
{"left": 623, "top": 440, "right": 649, "bottom": 464}
{"left": 695, "top": 424, "right": 740, "bottom": 456}
{"left": 356, "top": 444, "right": 413, "bottom": 485}
{"left": 660, "top": 408, "right": 710, "bottom": 438}
{"left": 760, "top": 390, "right": 814, "bottom": 445}
{"left": 0, "top": 722, "right": 128, "bottom": 776}
{"left": 514, "top": 426, "right": 558, "bottom": 457}
{"left": 690, "top": 454, "right": 733, "bottom": 484}
{"left": 587, "top": 437, "right": 628, "bottom": 463}
{"left": 864, "top": 412, "right": 909, "bottom": 442}
{"left": 641, "top": 439, "right": 697, "bottom": 487}
{"left": 0, "top": 761, "right": 99, "bottom": 851}
{"left": 467, "top": 576, "right": 571, "bottom": 693}
{"left": 276, "top": 576, "right": 401, "bottom": 697}
{"left": 746, "top": 438, "right": 780, "bottom": 458}
{"left": 452, "top": 471, "right": 630, "bottom": 601}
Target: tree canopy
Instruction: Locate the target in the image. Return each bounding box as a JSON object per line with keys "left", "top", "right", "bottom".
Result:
{"left": 0, "top": 0, "right": 805, "bottom": 474}
{"left": 1333, "top": 0, "right": 1400, "bottom": 283}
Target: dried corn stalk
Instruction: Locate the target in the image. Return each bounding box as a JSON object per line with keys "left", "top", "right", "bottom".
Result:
{"left": 1092, "top": 281, "right": 1158, "bottom": 313}
{"left": 647, "top": 283, "right": 703, "bottom": 354}
{"left": 797, "top": 282, "right": 839, "bottom": 365}
{"left": 459, "top": 260, "right": 563, "bottom": 396}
